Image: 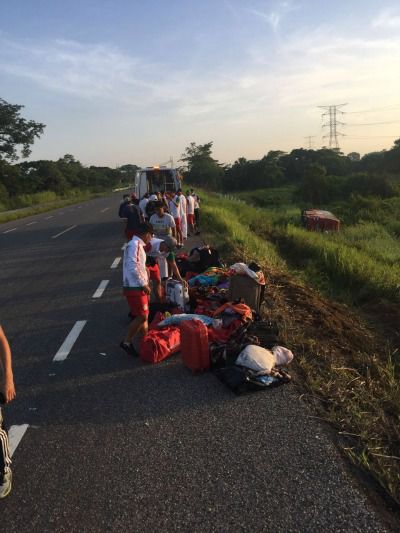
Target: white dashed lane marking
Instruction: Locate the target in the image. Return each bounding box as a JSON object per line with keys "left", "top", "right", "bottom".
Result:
{"left": 51, "top": 225, "right": 77, "bottom": 239}
{"left": 53, "top": 321, "right": 87, "bottom": 362}
{"left": 26, "top": 221, "right": 37, "bottom": 226}
{"left": 8, "top": 425, "right": 30, "bottom": 457}
{"left": 3, "top": 228, "right": 17, "bottom": 234}
{"left": 110, "top": 257, "right": 121, "bottom": 269}
{"left": 121, "top": 243, "right": 127, "bottom": 251}
{"left": 44, "top": 216, "right": 54, "bottom": 220}
{"left": 101, "top": 207, "right": 110, "bottom": 213}
{"left": 92, "top": 280, "right": 110, "bottom": 298}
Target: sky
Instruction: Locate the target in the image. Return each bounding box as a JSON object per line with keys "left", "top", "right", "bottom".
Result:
{"left": 1, "top": 0, "right": 400, "bottom": 167}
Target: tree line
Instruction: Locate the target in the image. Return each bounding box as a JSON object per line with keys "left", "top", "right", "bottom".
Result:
{"left": 0, "top": 98, "right": 137, "bottom": 209}
{"left": 1, "top": 96, "right": 400, "bottom": 210}
{"left": 180, "top": 141, "right": 400, "bottom": 204}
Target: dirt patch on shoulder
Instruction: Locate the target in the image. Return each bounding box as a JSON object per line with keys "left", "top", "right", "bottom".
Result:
{"left": 260, "top": 266, "right": 400, "bottom": 508}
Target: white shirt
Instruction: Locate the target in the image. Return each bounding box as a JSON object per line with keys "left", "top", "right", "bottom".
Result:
{"left": 123, "top": 236, "right": 148, "bottom": 289}
{"left": 179, "top": 194, "right": 187, "bottom": 217}
{"left": 187, "top": 195, "right": 195, "bottom": 215}
{"left": 149, "top": 213, "right": 175, "bottom": 236}
{"left": 139, "top": 198, "right": 149, "bottom": 217}
{"left": 168, "top": 195, "right": 180, "bottom": 218}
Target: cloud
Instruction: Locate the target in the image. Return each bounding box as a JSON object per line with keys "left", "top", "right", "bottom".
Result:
{"left": 0, "top": 37, "right": 156, "bottom": 107}
{"left": 245, "top": 1, "right": 298, "bottom": 30}
{"left": 1, "top": 24, "right": 400, "bottom": 142}
{"left": 372, "top": 8, "right": 400, "bottom": 29}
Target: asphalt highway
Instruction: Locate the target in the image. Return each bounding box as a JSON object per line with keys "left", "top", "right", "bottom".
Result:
{"left": 0, "top": 193, "right": 393, "bottom": 532}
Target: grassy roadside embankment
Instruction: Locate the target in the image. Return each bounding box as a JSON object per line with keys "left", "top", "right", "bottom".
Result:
{"left": 0, "top": 189, "right": 116, "bottom": 224}
{"left": 199, "top": 190, "right": 400, "bottom": 507}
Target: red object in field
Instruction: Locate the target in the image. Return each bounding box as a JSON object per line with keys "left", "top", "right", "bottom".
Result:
{"left": 303, "top": 210, "right": 340, "bottom": 232}
{"left": 180, "top": 319, "right": 210, "bottom": 372}
{"left": 140, "top": 327, "right": 181, "bottom": 364}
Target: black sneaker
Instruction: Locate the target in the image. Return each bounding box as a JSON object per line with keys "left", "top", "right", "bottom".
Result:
{"left": 195, "top": 231, "right": 201, "bottom": 235}
{"left": 119, "top": 341, "right": 139, "bottom": 357}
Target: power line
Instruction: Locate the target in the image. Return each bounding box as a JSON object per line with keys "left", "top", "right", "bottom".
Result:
{"left": 346, "top": 120, "right": 400, "bottom": 126}
{"left": 318, "top": 103, "right": 347, "bottom": 150}
{"left": 344, "top": 105, "right": 400, "bottom": 114}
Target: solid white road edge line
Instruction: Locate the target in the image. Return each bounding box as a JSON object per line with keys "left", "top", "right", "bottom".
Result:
{"left": 101, "top": 207, "right": 110, "bottom": 212}
{"left": 3, "top": 228, "right": 17, "bottom": 234}
{"left": 8, "top": 425, "right": 30, "bottom": 457}
{"left": 53, "top": 321, "right": 87, "bottom": 362}
{"left": 51, "top": 225, "right": 77, "bottom": 239}
{"left": 92, "top": 280, "right": 110, "bottom": 298}
{"left": 26, "top": 221, "right": 37, "bottom": 226}
{"left": 110, "top": 257, "right": 121, "bottom": 268}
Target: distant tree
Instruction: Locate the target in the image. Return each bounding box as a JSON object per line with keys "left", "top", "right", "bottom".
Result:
{"left": 0, "top": 98, "right": 45, "bottom": 161}
{"left": 347, "top": 152, "right": 361, "bottom": 162}
{"left": 297, "top": 163, "right": 329, "bottom": 204}
{"left": 180, "top": 142, "right": 224, "bottom": 189}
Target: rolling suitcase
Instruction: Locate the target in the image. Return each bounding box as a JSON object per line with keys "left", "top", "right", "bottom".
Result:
{"left": 228, "top": 275, "right": 265, "bottom": 312}
{"left": 180, "top": 319, "right": 210, "bottom": 372}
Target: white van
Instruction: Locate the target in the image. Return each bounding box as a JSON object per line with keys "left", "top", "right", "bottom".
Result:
{"left": 134, "top": 167, "right": 182, "bottom": 199}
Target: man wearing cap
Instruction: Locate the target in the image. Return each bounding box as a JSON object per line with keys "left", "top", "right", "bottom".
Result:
{"left": 146, "top": 236, "right": 187, "bottom": 301}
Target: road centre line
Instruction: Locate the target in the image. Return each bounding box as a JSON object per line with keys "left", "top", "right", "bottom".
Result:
{"left": 101, "top": 207, "right": 110, "bottom": 213}
{"left": 53, "top": 321, "right": 87, "bottom": 362}
{"left": 44, "top": 216, "right": 54, "bottom": 220}
{"left": 3, "top": 228, "right": 17, "bottom": 234}
{"left": 8, "top": 425, "right": 30, "bottom": 457}
{"left": 51, "top": 225, "right": 77, "bottom": 239}
{"left": 92, "top": 280, "right": 110, "bottom": 298}
{"left": 26, "top": 221, "right": 37, "bottom": 226}
{"left": 110, "top": 257, "right": 121, "bottom": 269}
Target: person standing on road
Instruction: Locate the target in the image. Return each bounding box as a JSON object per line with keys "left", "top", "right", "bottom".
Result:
{"left": 120, "top": 197, "right": 143, "bottom": 241}
{"left": 149, "top": 201, "right": 176, "bottom": 239}
{"left": 179, "top": 190, "right": 188, "bottom": 241}
{"left": 121, "top": 222, "right": 154, "bottom": 357}
{"left": 186, "top": 190, "right": 197, "bottom": 236}
{"left": 0, "top": 325, "right": 16, "bottom": 499}
{"left": 139, "top": 193, "right": 150, "bottom": 220}
{"left": 191, "top": 189, "right": 201, "bottom": 234}
{"left": 168, "top": 190, "right": 183, "bottom": 248}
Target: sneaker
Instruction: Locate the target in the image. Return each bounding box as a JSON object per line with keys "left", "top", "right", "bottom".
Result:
{"left": 0, "top": 470, "right": 12, "bottom": 499}
{"left": 195, "top": 231, "right": 201, "bottom": 235}
{"left": 119, "top": 341, "right": 139, "bottom": 357}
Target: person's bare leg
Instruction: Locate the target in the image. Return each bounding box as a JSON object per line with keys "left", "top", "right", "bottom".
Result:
{"left": 125, "top": 316, "right": 147, "bottom": 343}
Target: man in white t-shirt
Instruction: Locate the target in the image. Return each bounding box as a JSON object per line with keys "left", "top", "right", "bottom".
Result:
{"left": 186, "top": 190, "right": 196, "bottom": 235}
{"left": 149, "top": 202, "right": 176, "bottom": 239}
{"left": 168, "top": 190, "right": 183, "bottom": 247}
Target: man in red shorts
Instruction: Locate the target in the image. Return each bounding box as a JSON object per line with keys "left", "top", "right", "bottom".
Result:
{"left": 121, "top": 222, "right": 153, "bottom": 356}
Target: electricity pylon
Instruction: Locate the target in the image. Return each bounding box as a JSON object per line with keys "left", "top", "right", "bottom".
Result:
{"left": 318, "top": 104, "right": 347, "bottom": 150}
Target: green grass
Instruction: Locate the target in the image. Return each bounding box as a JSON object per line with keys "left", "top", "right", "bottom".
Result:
{"left": 213, "top": 190, "right": 400, "bottom": 305}
{"left": 0, "top": 189, "right": 110, "bottom": 224}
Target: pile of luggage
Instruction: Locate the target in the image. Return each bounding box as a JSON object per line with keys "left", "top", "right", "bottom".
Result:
{"left": 139, "top": 245, "right": 294, "bottom": 395}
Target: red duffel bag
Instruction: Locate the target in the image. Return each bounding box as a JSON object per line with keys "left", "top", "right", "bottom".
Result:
{"left": 140, "top": 327, "right": 181, "bottom": 364}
